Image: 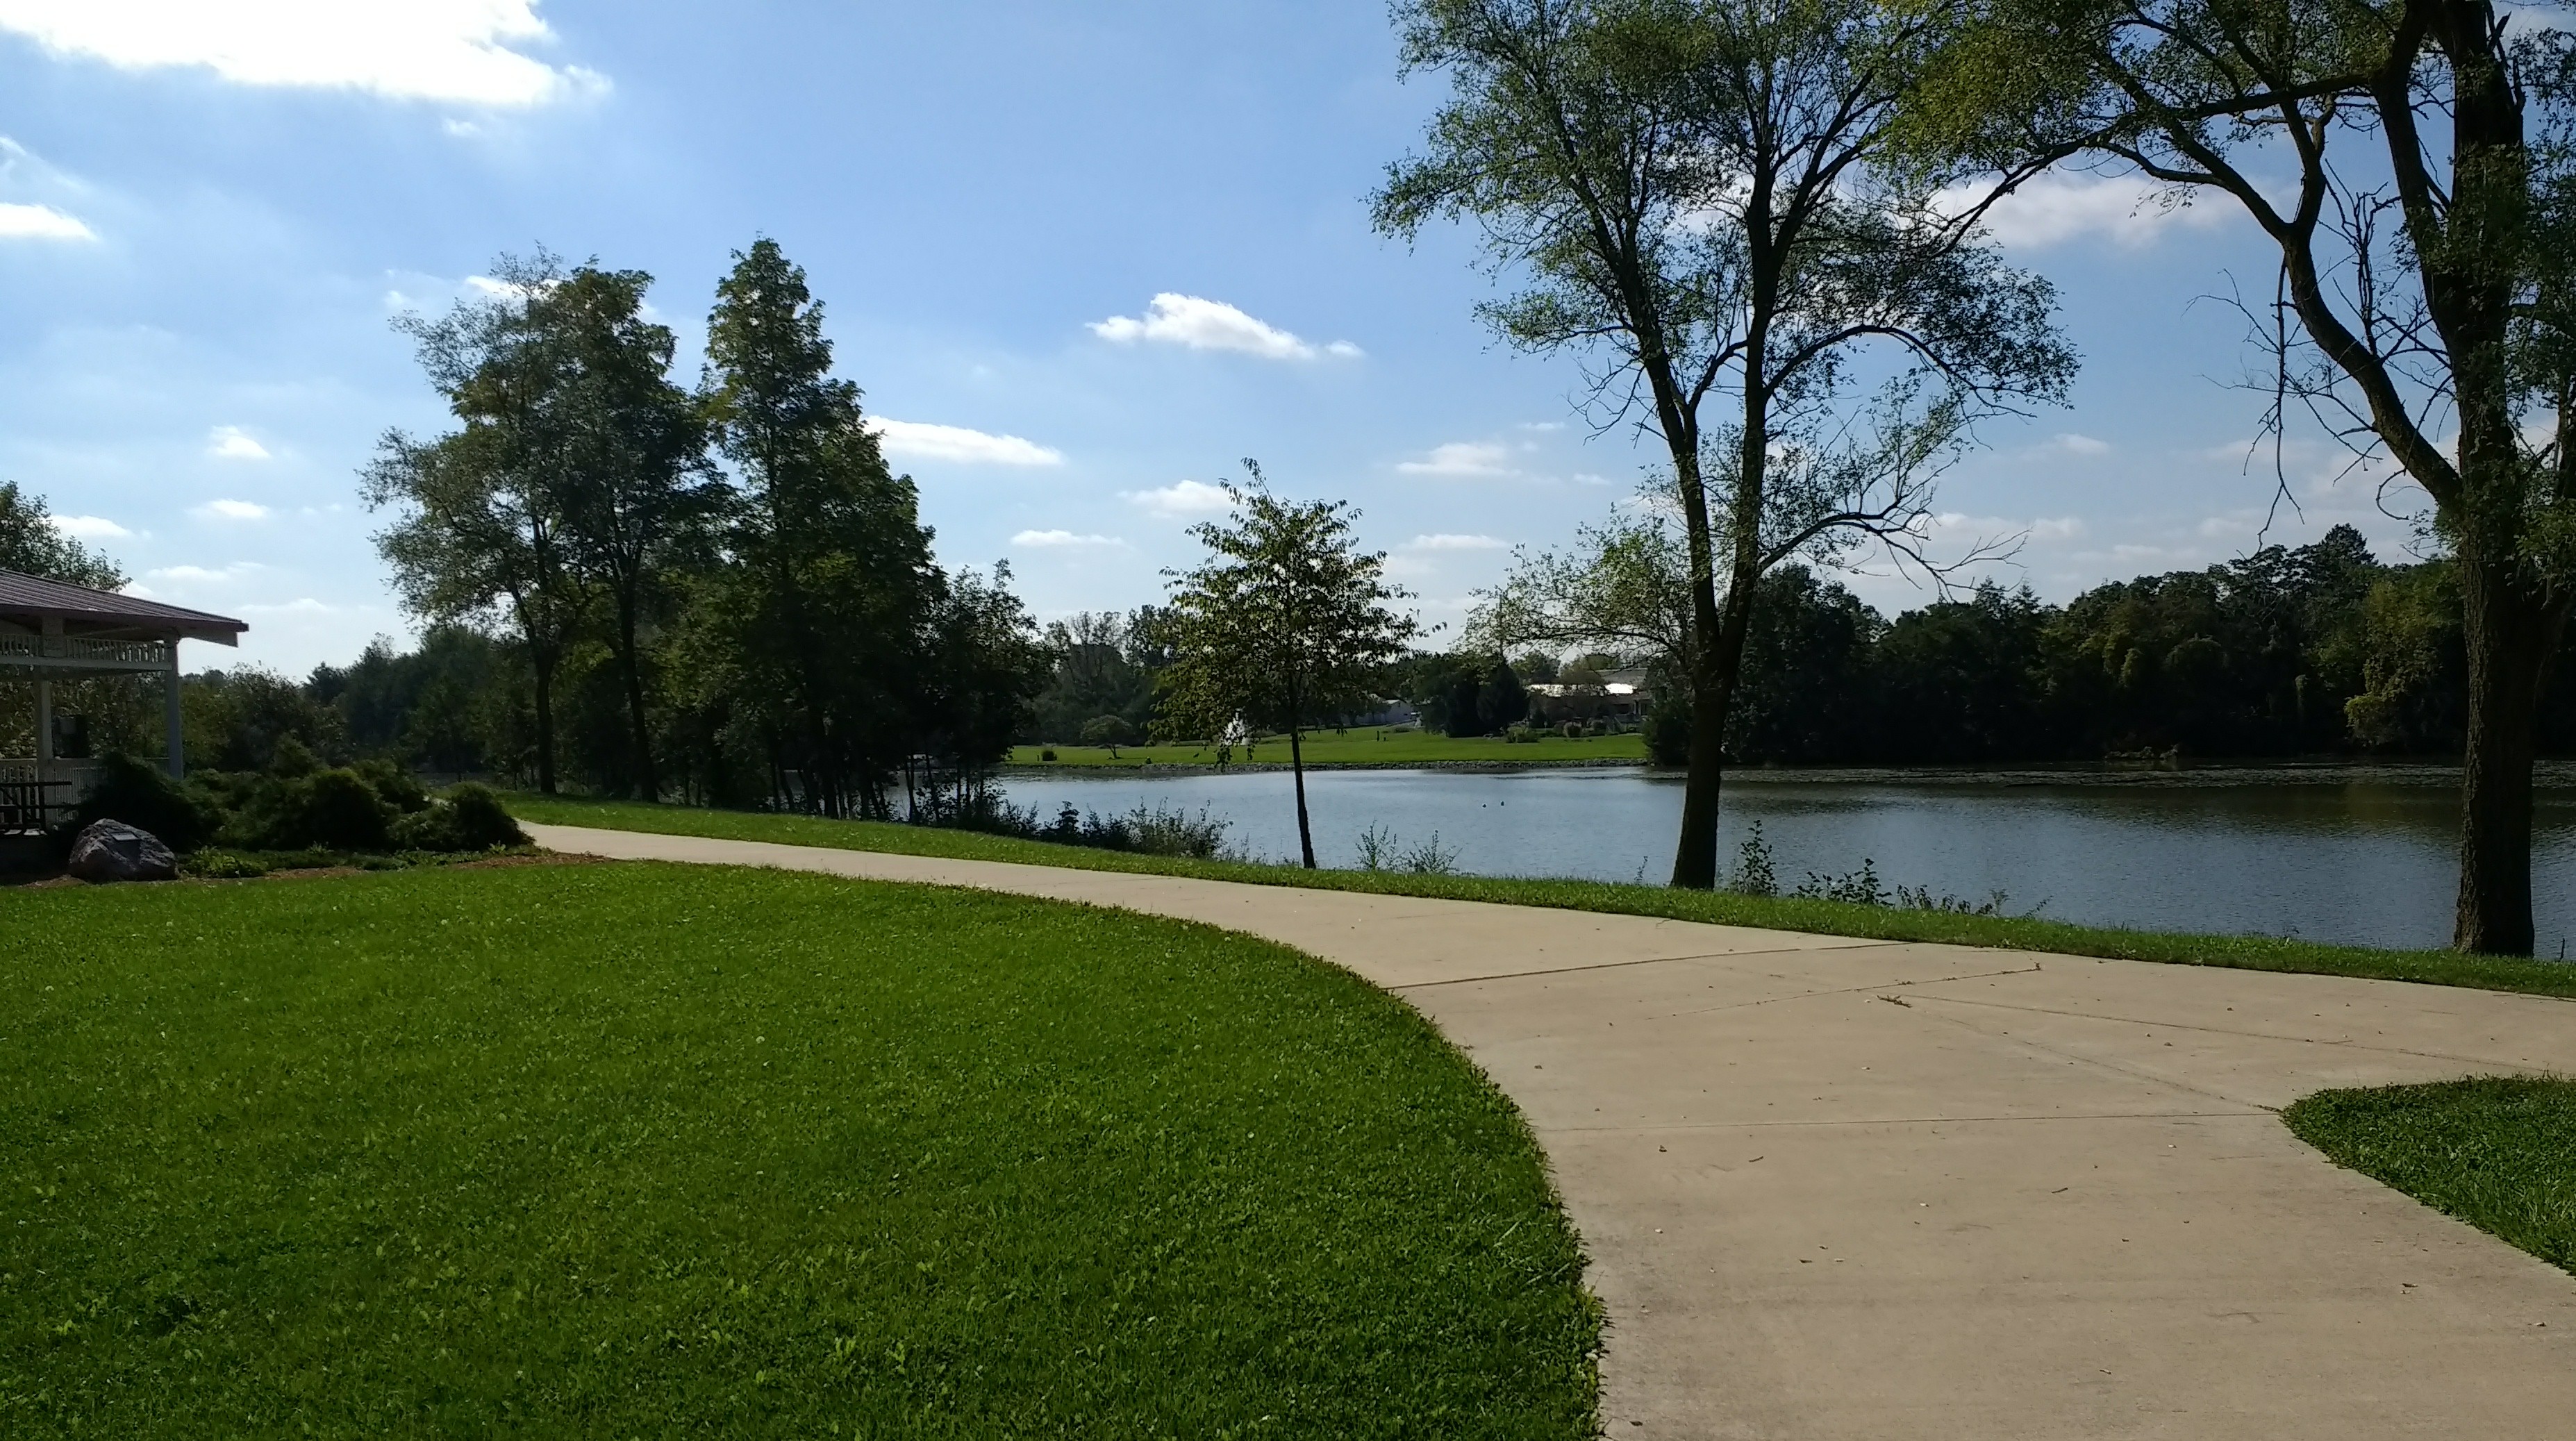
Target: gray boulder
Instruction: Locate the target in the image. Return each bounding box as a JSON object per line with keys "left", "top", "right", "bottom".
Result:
{"left": 67, "top": 820, "right": 178, "bottom": 883}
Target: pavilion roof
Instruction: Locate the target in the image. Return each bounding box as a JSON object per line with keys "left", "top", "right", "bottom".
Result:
{"left": 0, "top": 569, "right": 247, "bottom": 645}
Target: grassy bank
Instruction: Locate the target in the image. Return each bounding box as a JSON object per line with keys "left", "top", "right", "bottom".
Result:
{"left": 0, "top": 864, "right": 1599, "bottom": 1437}
{"left": 1009, "top": 728, "right": 1647, "bottom": 769}
{"left": 2285, "top": 1077, "right": 2576, "bottom": 1274}
{"left": 504, "top": 794, "right": 2576, "bottom": 1000}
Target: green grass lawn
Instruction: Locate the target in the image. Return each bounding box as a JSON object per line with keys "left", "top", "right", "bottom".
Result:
{"left": 0, "top": 864, "right": 1599, "bottom": 1438}
{"left": 1011, "top": 728, "right": 1647, "bottom": 768}
{"left": 2284, "top": 1077, "right": 2576, "bottom": 1274}
{"left": 503, "top": 793, "right": 2576, "bottom": 1001}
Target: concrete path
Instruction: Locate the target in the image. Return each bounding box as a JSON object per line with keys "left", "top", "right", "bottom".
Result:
{"left": 527, "top": 823, "right": 2576, "bottom": 1438}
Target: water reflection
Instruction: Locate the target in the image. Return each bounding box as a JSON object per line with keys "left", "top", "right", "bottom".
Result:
{"left": 992, "top": 765, "right": 2576, "bottom": 954}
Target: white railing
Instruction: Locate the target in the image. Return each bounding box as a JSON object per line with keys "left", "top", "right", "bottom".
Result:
{"left": 0, "top": 634, "right": 172, "bottom": 667}
{"left": 0, "top": 757, "right": 102, "bottom": 794}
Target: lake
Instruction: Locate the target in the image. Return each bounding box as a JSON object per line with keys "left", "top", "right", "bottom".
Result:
{"left": 991, "top": 763, "right": 2576, "bottom": 955}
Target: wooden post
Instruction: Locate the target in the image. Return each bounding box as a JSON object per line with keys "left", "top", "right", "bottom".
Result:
{"left": 164, "top": 639, "right": 185, "bottom": 781}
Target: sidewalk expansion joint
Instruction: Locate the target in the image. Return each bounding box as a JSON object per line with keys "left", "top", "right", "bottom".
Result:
{"left": 1390, "top": 942, "right": 1903, "bottom": 991}
{"left": 1909, "top": 992, "right": 2557, "bottom": 1072}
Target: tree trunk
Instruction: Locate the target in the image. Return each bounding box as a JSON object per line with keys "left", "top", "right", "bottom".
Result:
{"left": 1665, "top": 432, "right": 1729, "bottom": 888}
{"left": 615, "top": 584, "right": 658, "bottom": 803}
{"left": 2452, "top": 546, "right": 2571, "bottom": 954}
{"left": 1672, "top": 291, "right": 1777, "bottom": 889}
{"left": 1290, "top": 721, "right": 1316, "bottom": 869}
{"left": 532, "top": 653, "right": 558, "bottom": 796}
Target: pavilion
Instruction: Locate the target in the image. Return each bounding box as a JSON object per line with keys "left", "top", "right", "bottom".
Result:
{"left": 1, "top": 569, "right": 246, "bottom": 831}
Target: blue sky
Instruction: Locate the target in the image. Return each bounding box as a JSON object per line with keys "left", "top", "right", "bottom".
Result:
{"left": 0, "top": 1, "right": 2425, "bottom": 676}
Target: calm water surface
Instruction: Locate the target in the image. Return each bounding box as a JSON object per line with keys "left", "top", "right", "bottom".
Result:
{"left": 992, "top": 765, "right": 2576, "bottom": 954}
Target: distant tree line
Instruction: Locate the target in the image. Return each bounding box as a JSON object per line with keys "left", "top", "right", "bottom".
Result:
{"left": 1015, "top": 520, "right": 2571, "bottom": 766}
{"left": 1709, "top": 529, "right": 2576, "bottom": 766}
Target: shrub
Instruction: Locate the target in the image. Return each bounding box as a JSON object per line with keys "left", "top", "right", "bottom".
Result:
{"left": 351, "top": 758, "right": 430, "bottom": 814}
{"left": 1040, "top": 748, "right": 1058, "bottom": 762}
{"left": 180, "top": 849, "right": 269, "bottom": 880}
{"left": 267, "top": 736, "right": 322, "bottom": 778}
{"left": 446, "top": 784, "right": 526, "bottom": 849}
{"left": 302, "top": 769, "right": 394, "bottom": 851}
{"left": 1643, "top": 703, "right": 1690, "bottom": 766}
{"left": 73, "top": 753, "right": 221, "bottom": 851}
{"left": 1795, "top": 858, "right": 1886, "bottom": 906}
{"left": 1560, "top": 721, "right": 1583, "bottom": 739}
{"left": 1729, "top": 821, "right": 1777, "bottom": 897}
{"left": 222, "top": 767, "right": 393, "bottom": 851}
{"left": 390, "top": 783, "right": 529, "bottom": 853}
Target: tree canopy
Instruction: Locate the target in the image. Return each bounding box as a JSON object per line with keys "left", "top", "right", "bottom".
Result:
{"left": 1904, "top": 0, "right": 2576, "bottom": 951}
{"left": 1377, "top": 0, "right": 2074, "bottom": 886}
{"left": 1156, "top": 467, "right": 1420, "bottom": 867}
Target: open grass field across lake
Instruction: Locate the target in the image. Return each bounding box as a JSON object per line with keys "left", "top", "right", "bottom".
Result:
{"left": 1009, "top": 728, "right": 1648, "bottom": 769}
{"left": 0, "top": 863, "right": 1599, "bottom": 1438}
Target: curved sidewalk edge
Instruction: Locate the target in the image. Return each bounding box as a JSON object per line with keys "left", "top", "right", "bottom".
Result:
{"left": 527, "top": 822, "right": 2576, "bottom": 1440}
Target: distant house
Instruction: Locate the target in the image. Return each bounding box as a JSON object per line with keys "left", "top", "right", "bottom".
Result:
{"left": 1344, "top": 696, "right": 1417, "bottom": 728}
{"left": 1526, "top": 667, "right": 1652, "bottom": 724}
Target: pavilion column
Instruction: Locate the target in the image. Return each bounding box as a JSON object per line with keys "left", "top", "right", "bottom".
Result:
{"left": 34, "top": 676, "right": 53, "bottom": 776}
{"left": 165, "top": 641, "right": 185, "bottom": 781}
{"left": 35, "top": 616, "right": 57, "bottom": 784}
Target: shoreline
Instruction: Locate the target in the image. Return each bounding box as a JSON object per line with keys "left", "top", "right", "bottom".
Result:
{"left": 997, "top": 757, "right": 2576, "bottom": 788}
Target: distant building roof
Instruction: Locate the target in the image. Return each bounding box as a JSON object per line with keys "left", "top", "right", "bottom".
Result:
{"left": 0, "top": 570, "right": 247, "bottom": 645}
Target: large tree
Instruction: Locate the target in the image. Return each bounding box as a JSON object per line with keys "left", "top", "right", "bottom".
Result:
{"left": 541, "top": 265, "right": 722, "bottom": 803}
{"left": 1911, "top": 0, "right": 2576, "bottom": 953}
{"left": 1155, "top": 466, "right": 1420, "bottom": 868}
{"left": 700, "top": 238, "right": 940, "bottom": 818}
{"left": 0, "top": 483, "right": 124, "bottom": 589}
{"left": 1376, "top": 0, "right": 2074, "bottom": 888}
{"left": 365, "top": 253, "right": 591, "bottom": 795}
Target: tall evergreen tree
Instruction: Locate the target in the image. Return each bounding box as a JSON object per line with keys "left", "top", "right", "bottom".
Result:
{"left": 701, "top": 239, "right": 938, "bottom": 817}
{"left": 542, "top": 265, "right": 721, "bottom": 802}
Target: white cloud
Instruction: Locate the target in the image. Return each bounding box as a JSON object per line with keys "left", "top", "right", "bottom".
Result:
{"left": 1931, "top": 512, "right": 2086, "bottom": 543}
{"left": 2048, "top": 432, "right": 2111, "bottom": 456}
{"left": 1405, "top": 533, "right": 1508, "bottom": 551}
{"left": 460, "top": 272, "right": 551, "bottom": 299}
{"left": 240, "top": 597, "right": 332, "bottom": 615}
{"left": 208, "top": 424, "right": 270, "bottom": 460}
{"left": 0, "top": 1, "right": 604, "bottom": 107}
{"left": 1089, "top": 293, "right": 1358, "bottom": 361}
{"left": 149, "top": 562, "right": 260, "bottom": 583}
{"left": 1397, "top": 441, "right": 1513, "bottom": 477}
{"left": 192, "top": 499, "right": 269, "bottom": 521}
{"left": 1124, "top": 478, "right": 1235, "bottom": 517}
{"left": 867, "top": 417, "right": 1064, "bottom": 467}
{"left": 1946, "top": 172, "right": 2232, "bottom": 251}
{"left": 51, "top": 514, "right": 129, "bottom": 540}
{"left": 1011, "top": 529, "right": 1124, "bottom": 549}
{"left": 0, "top": 201, "right": 92, "bottom": 240}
